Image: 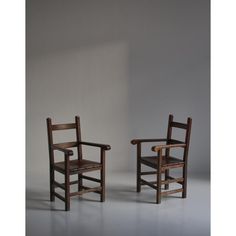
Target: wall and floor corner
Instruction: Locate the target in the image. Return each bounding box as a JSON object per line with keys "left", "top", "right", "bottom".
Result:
{"left": 26, "top": 0, "right": 210, "bottom": 236}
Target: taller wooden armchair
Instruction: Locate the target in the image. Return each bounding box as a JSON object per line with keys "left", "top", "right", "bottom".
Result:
{"left": 131, "top": 114, "right": 192, "bottom": 204}
{"left": 46, "top": 116, "right": 111, "bottom": 211}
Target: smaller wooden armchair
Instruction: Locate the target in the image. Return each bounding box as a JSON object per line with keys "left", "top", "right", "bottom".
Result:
{"left": 46, "top": 116, "right": 111, "bottom": 211}
{"left": 131, "top": 114, "right": 192, "bottom": 204}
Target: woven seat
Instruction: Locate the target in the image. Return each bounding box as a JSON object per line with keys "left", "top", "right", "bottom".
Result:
{"left": 141, "top": 156, "right": 184, "bottom": 169}
{"left": 54, "top": 159, "right": 102, "bottom": 174}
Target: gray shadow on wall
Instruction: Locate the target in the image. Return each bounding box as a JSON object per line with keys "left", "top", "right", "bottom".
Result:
{"left": 26, "top": 41, "right": 131, "bottom": 191}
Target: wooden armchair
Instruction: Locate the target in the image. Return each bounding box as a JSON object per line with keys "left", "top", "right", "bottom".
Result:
{"left": 131, "top": 114, "right": 192, "bottom": 204}
{"left": 46, "top": 116, "right": 111, "bottom": 211}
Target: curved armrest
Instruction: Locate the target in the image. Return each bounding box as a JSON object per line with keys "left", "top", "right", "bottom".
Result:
{"left": 80, "top": 141, "right": 111, "bottom": 150}
{"left": 151, "top": 143, "right": 186, "bottom": 152}
{"left": 131, "top": 138, "right": 167, "bottom": 145}
{"left": 52, "top": 144, "right": 73, "bottom": 156}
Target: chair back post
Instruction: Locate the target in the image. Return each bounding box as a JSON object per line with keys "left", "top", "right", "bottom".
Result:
{"left": 46, "top": 117, "right": 56, "bottom": 202}
{"left": 166, "top": 114, "right": 174, "bottom": 157}
{"left": 46, "top": 117, "right": 54, "bottom": 164}
{"left": 156, "top": 148, "right": 163, "bottom": 204}
{"left": 75, "top": 116, "right": 83, "bottom": 160}
{"left": 182, "top": 117, "right": 192, "bottom": 198}
{"left": 136, "top": 142, "right": 142, "bottom": 192}
{"left": 183, "top": 117, "right": 192, "bottom": 162}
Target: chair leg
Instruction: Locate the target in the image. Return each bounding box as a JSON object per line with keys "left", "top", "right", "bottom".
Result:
{"left": 78, "top": 173, "right": 83, "bottom": 191}
{"left": 137, "top": 144, "right": 141, "bottom": 192}
{"left": 65, "top": 172, "right": 70, "bottom": 211}
{"left": 156, "top": 170, "right": 161, "bottom": 204}
{"left": 100, "top": 149, "right": 106, "bottom": 202}
{"left": 182, "top": 167, "right": 187, "bottom": 198}
{"left": 100, "top": 167, "right": 105, "bottom": 202}
{"left": 137, "top": 160, "right": 141, "bottom": 192}
{"left": 50, "top": 167, "right": 55, "bottom": 202}
{"left": 164, "top": 169, "right": 169, "bottom": 190}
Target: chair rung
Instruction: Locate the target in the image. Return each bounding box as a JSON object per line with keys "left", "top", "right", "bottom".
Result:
{"left": 54, "top": 192, "right": 65, "bottom": 202}
{"left": 81, "top": 185, "right": 101, "bottom": 194}
{"left": 162, "top": 177, "right": 184, "bottom": 185}
{"left": 70, "top": 186, "right": 102, "bottom": 196}
{"left": 69, "top": 180, "right": 79, "bottom": 185}
{"left": 161, "top": 163, "right": 184, "bottom": 170}
{"left": 161, "top": 188, "right": 183, "bottom": 196}
{"left": 54, "top": 181, "right": 65, "bottom": 190}
{"left": 140, "top": 171, "right": 157, "bottom": 175}
{"left": 54, "top": 180, "right": 79, "bottom": 190}
{"left": 140, "top": 177, "right": 183, "bottom": 186}
{"left": 140, "top": 178, "right": 157, "bottom": 190}
{"left": 81, "top": 175, "right": 101, "bottom": 183}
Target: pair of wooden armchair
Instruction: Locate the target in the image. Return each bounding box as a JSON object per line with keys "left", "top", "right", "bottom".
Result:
{"left": 47, "top": 114, "right": 192, "bottom": 211}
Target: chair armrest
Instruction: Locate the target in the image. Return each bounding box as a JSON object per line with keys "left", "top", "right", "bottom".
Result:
{"left": 151, "top": 143, "right": 186, "bottom": 152}
{"left": 131, "top": 139, "right": 167, "bottom": 145}
{"left": 80, "top": 141, "right": 111, "bottom": 150}
{"left": 52, "top": 144, "right": 74, "bottom": 156}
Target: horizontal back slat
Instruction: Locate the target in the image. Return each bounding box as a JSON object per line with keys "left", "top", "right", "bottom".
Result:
{"left": 52, "top": 123, "right": 76, "bottom": 131}
{"left": 54, "top": 141, "right": 78, "bottom": 149}
{"left": 168, "top": 139, "right": 185, "bottom": 144}
{"left": 171, "top": 121, "right": 187, "bottom": 129}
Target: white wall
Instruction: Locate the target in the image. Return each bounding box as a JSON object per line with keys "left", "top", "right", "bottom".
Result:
{"left": 27, "top": 0, "right": 210, "bottom": 188}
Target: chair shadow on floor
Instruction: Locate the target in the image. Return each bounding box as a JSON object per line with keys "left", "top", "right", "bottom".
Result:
{"left": 26, "top": 185, "right": 184, "bottom": 211}
{"left": 26, "top": 189, "right": 64, "bottom": 211}
{"left": 26, "top": 188, "right": 107, "bottom": 211}
{"left": 107, "top": 184, "right": 183, "bottom": 204}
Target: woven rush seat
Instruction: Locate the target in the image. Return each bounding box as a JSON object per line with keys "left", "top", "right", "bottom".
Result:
{"left": 54, "top": 159, "right": 102, "bottom": 174}
{"left": 141, "top": 156, "right": 184, "bottom": 169}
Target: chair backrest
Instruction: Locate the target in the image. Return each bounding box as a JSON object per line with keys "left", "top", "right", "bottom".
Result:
{"left": 166, "top": 114, "right": 192, "bottom": 161}
{"left": 46, "top": 116, "right": 82, "bottom": 163}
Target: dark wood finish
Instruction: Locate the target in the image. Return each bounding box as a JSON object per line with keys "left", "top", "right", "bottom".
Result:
{"left": 46, "top": 118, "right": 55, "bottom": 202}
{"left": 65, "top": 154, "right": 70, "bottom": 211}
{"left": 131, "top": 138, "right": 167, "bottom": 144}
{"left": 46, "top": 116, "right": 111, "bottom": 211}
{"left": 170, "top": 121, "right": 188, "bottom": 129}
{"left": 182, "top": 117, "right": 192, "bottom": 198}
{"left": 161, "top": 188, "right": 183, "bottom": 196}
{"left": 51, "top": 123, "right": 77, "bottom": 131}
{"left": 131, "top": 114, "right": 192, "bottom": 204}
{"left": 81, "top": 185, "right": 101, "bottom": 194}
{"left": 165, "top": 115, "right": 173, "bottom": 190}
{"left": 75, "top": 116, "right": 83, "bottom": 192}
{"left": 140, "top": 171, "right": 157, "bottom": 175}
{"left": 80, "top": 141, "right": 111, "bottom": 150}
{"left": 81, "top": 175, "right": 101, "bottom": 183}
{"left": 151, "top": 143, "right": 186, "bottom": 152}
{"left": 54, "top": 192, "right": 65, "bottom": 202}
{"left": 100, "top": 148, "right": 105, "bottom": 202}
{"left": 140, "top": 177, "right": 184, "bottom": 185}
{"left": 140, "top": 178, "right": 157, "bottom": 190}
{"left": 140, "top": 156, "right": 184, "bottom": 169}
{"left": 70, "top": 186, "right": 102, "bottom": 196}
{"left": 156, "top": 149, "right": 162, "bottom": 204}
{"left": 54, "top": 142, "right": 78, "bottom": 149}
{"left": 136, "top": 143, "right": 141, "bottom": 192}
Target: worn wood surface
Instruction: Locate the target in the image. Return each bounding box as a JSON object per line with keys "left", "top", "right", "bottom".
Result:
{"left": 46, "top": 116, "right": 110, "bottom": 211}
{"left": 131, "top": 114, "right": 192, "bottom": 204}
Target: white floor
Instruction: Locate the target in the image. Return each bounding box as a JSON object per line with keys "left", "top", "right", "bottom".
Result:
{"left": 26, "top": 173, "right": 210, "bottom": 236}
